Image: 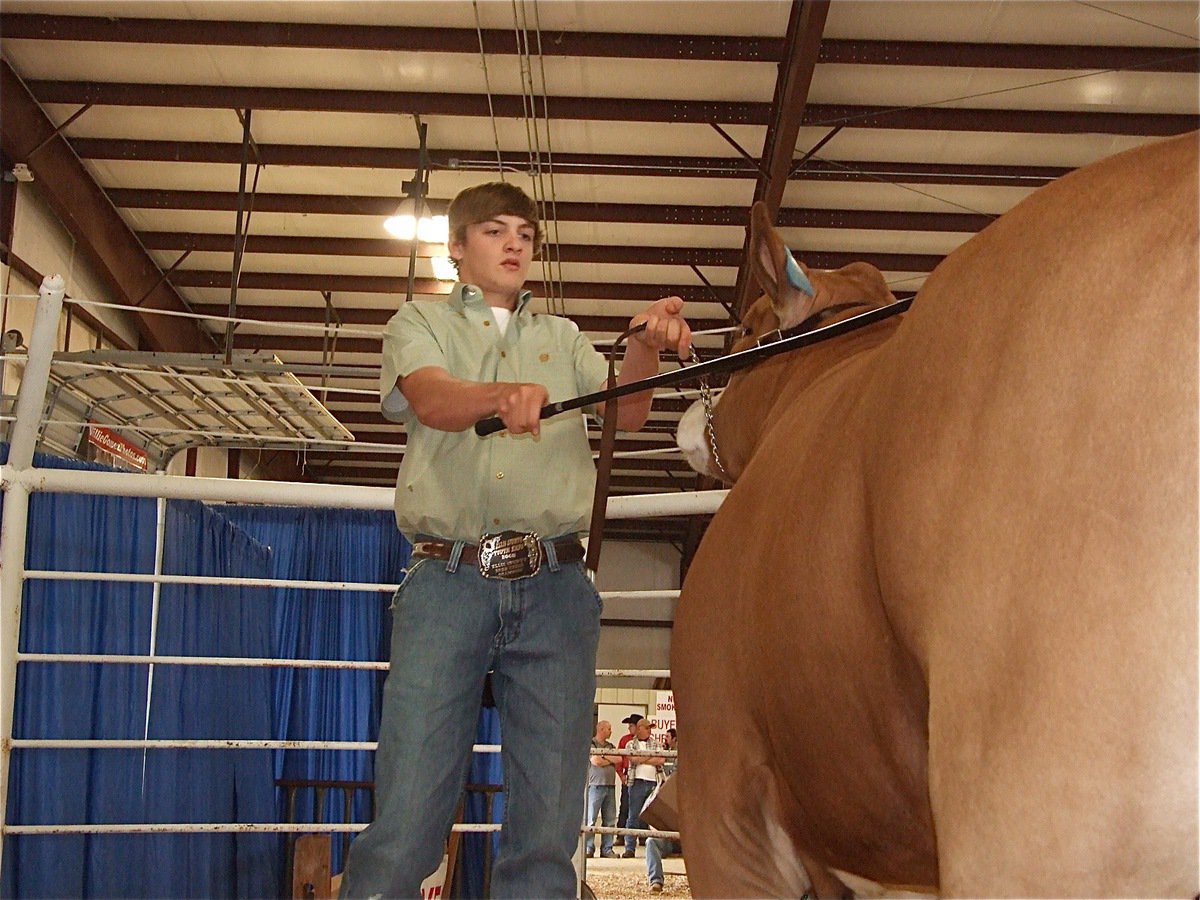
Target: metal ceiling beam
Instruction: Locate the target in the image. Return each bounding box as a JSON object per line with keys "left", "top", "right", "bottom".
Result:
{"left": 0, "top": 14, "right": 784, "bottom": 63}
{"left": 818, "top": 40, "right": 1199, "bottom": 73}
{"left": 73, "top": 138, "right": 1072, "bottom": 186}
{"left": 170, "top": 260, "right": 934, "bottom": 298}
{"left": 30, "top": 81, "right": 771, "bottom": 125}
{"left": 29, "top": 81, "right": 1197, "bottom": 134}
{"left": 173, "top": 271, "right": 737, "bottom": 300}
{"left": 139, "top": 209, "right": 983, "bottom": 258}
{"left": 5, "top": 15, "right": 1195, "bottom": 71}
{"left": 113, "top": 190, "right": 992, "bottom": 230}
{"left": 735, "top": 0, "right": 830, "bottom": 313}
{"left": 0, "top": 61, "right": 213, "bottom": 353}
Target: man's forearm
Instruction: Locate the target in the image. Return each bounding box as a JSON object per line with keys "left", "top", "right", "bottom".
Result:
{"left": 400, "top": 367, "right": 547, "bottom": 433}
{"left": 606, "top": 341, "right": 660, "bottom": 431}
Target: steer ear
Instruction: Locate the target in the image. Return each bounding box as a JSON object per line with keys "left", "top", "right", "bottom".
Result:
{"left": 748, "top": 202, "right": 817, "bottom": 327}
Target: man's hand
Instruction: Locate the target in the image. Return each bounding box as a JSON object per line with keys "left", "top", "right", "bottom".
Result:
{"left": 495, "top": 382, "right": 550, "bottom": 436}
{"left": 630, "top": 296, "right": 691, "bottom": 359}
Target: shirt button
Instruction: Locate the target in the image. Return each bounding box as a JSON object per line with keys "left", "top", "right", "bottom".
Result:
{"left": 500, "top": 351, "right": 506, "bottom": 358}
{"left": 496, "top": 472, "right": 504, "bottom": 479}
{"left": 483, "top": 320, "right": 491, "bottom": 327}
{"left": 493, "top": 518, "right": 501, "bottom": 525}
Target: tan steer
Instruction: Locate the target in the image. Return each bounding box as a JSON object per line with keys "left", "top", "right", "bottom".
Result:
{"left": 673, "top": 132, "right": 1198, "bottom": 898}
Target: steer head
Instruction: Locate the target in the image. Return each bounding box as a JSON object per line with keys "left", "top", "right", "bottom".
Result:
{"left": 676, "top": 201, "right": 897, "bottom": 481}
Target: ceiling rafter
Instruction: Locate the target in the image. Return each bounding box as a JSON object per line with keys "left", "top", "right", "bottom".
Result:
{"left": 734, "top": 0, "right": 830, "bottom": 313}
{"left": 0, "top": 14, "right": 785, "bottom": 62}
{"left": 5, "top": 14, "right": 1195, "bottom": 72}
{"left": 169, "top": 259, "right": 936, "bottom": 298}
{"left": 71, "top": 139, "right": 1072, "bottom": 186}
{"left": 0, "top": 61, "right": 209, "bottom": 352}
{"left": 138, "top": 208, "right": 986, "bottom": 258}
{"left": 113, "top": 190, "right": 991, "bottom": 230}
{"left": 28, "top": 80, "right": 1197, "bottom": 133}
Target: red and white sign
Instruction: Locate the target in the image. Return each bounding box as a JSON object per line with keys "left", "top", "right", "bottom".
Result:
{"left": 652, "top": 691, "right": 676, "bottom": 742}
{"left": 87, "top": 423, "right": 149, "bottom": 471}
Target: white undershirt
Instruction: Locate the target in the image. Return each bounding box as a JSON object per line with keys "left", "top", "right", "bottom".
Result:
{"left": 490, "top": 306, "right": 512, "bottom": 335}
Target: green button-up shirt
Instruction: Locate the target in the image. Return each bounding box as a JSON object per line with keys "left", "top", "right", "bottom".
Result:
{"left": 380, "top": 282, "right": 610, "bottom": 542}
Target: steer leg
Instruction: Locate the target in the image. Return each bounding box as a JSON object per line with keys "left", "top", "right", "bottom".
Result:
{"left": 675, "top": 736, "right": 825, "bottom": 895}
{"left": 673, "top": 596, "right": 850, "bottom": 898}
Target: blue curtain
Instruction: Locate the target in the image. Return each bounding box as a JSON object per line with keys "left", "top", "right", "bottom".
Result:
{"left": 219, "top": 505, "right": 407, "bottom": 875}
{"left": 1, "top": 452, "right": 502, "bottom": 897}
{"left": 1, "top": 450, "right": 282, "bottom": 899}
{"left": 1, "top": 450, "right": 156, "bottom": 899}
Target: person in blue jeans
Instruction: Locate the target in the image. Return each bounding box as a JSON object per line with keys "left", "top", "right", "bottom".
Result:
{"left": 646, "top": 835, "right": 683, "bottom": 893}
{"left": 623, "top": 718, "right": 666, "bottom": 858}
{"left": 645, "top": 728, "right": 680, "bottom": 892}
{"left": 585, "top": 720, "right": 622, "bottom": 857}
{"left": 338, "top": 182, "right": 690, "bottom": 899}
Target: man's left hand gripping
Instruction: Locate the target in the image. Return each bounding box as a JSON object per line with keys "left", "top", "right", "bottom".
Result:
{"left": 630, "top": 296, "right": 692, "bottom": 359}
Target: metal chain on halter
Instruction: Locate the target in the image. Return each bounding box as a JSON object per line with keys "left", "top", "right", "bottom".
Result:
{"left": 687, "top": 345, "right": 729, "bottom": 479}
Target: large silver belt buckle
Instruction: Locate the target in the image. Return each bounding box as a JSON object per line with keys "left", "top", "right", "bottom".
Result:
{"left": 478, "top": 530, "right": 541, "bottom": 580}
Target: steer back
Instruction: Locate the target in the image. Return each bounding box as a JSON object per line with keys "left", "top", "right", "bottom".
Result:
{"left": 673, "top": 132, "right": 1198, "bottom": 899}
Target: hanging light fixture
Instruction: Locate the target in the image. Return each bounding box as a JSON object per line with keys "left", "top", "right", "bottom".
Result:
{"left": 389, "top": 118, "right": 454, "bottom": 298}
{"left": 384, "top": 196, "right": 448, "bottom": 243}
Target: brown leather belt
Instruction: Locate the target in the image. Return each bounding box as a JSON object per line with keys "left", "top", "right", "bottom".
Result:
{"left": 411, "top": 531, "right": 584, "bottom": 580}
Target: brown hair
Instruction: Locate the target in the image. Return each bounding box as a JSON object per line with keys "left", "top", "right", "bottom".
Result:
{"left": 447, "top": 182, "right": 543, "bottom": 254}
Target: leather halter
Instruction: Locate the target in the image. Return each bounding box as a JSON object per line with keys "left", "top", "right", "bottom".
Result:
{"left": 702, "top": 299, "right": 901, "bottom": 482}
{"left": 750, "top": 301, "right": 876, "bottom": 352}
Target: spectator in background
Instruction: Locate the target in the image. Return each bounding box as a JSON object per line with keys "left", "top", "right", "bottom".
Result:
{"left": 623, "top": 718, "right": 665, "bottom": 858}
{"left": 615, "top": 712, "right": 642, "bottom": 852}
{"left": 661, "top": 727, "right": 677, "bottom": 778}
{"left": 585, "top": 720, "right": 622, "bottom": 858}
{"left": 646, "top": 728, "right": 681, "bottom": 894}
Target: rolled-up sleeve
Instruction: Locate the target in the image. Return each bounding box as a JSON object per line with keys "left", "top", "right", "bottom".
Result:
{"left": 380, "top": 305, "right": 447, "bottom": 422}
{"left": 572, "top": 326, "right": 611, "bottom": 400}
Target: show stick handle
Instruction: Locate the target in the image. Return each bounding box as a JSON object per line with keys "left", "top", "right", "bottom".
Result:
{"left": 474, "top": 401, "right": 566, "bottom": 437}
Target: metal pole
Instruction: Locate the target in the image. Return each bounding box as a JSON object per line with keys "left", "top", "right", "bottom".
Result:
{"left": 225, "top": 108, "right": 253, "bottom": 364}
{"left": 141, "top": 491, "right": 167, "bottom": 794}
{"left": 0, "top": 465, "right": 727, "bottom": 518}
{"left": 405, "top": 121, "right": 429, "bottom": 305}
{"left": 1, "top": 274, "right": 66, "bottom": 872}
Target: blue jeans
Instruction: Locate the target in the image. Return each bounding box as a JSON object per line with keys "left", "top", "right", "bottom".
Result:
{"left": 339, "top": 544, "right": 602, "bottom": 899}
{"left": 584, "top": 784, "right": 616, "bottom": 855}
{"left": 645, "top": 836, "right": 682, "bottom": 886}
{"left": 625, "top": 778, "right": 657, "bottom": 847}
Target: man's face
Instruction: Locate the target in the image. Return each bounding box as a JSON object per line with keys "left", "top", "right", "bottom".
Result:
{"left": 635, "top": 720, "right": 652, "bottom": 740}
{"left": 597, "top": 721, "right": 611, "bottom": 741}
{"left": 450, "top": 215, "right": 536, "bottom": 301}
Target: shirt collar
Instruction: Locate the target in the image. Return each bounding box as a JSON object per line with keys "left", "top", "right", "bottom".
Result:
{"left": 450, "top": 282, "right": 533, "bottom": 314}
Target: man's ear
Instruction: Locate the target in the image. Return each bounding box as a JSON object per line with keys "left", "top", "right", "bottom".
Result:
{"left": 748, "top": 201, "right": 817, "bottom": 328}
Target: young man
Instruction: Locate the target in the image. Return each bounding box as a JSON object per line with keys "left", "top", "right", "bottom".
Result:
{"left": 339, "top": 182, "right": 690, "bottom": 899}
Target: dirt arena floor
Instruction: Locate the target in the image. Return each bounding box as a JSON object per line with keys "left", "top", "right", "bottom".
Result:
{"left": 583, "top": 850, "right": 690, "bottom": 900}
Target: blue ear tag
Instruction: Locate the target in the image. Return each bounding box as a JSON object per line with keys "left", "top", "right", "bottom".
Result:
{"left": 784, "top": 247, "right": 815, "bottom": 297}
